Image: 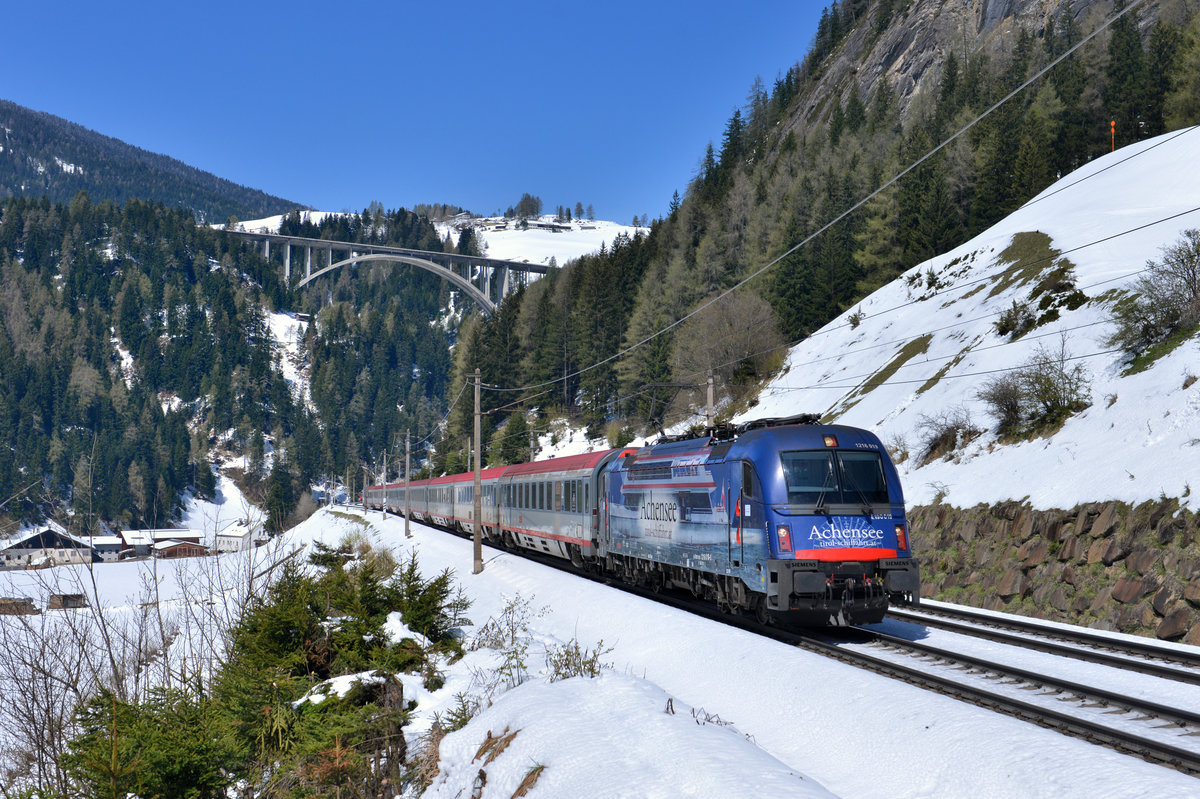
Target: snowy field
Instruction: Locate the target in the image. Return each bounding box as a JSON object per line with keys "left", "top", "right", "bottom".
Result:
{"left": 447, "top": 217, "right": 649, "bottom": 266}
{"left": 6, "top": 498, "right": 1199, "bottom": 797}
{"left": 284, "top": 509, "right": 1200, "bottom": 797}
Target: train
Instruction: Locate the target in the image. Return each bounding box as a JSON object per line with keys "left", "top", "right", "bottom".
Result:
{"left": 363, "top": 414, "right": 920, "bottom": 626}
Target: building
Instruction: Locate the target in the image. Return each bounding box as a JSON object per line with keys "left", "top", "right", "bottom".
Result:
{"left": 0, "top": 526, "right": 92, "bottom": 569}
{"left": 87, "top": 535, "right": 125, "bottom": 562}
{"left": 214, "top": 524, "right": 252, "bottom": 553}
{"left": 154, "top": 540, "right": 209, "bottom": 559}
{"left": 120, "top": 528, "right": 202, "bottom": 558}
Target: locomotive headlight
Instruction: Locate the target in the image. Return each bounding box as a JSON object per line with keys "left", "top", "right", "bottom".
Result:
{"left": 777, "top": 524, "right": 792, "bottom": 552}
{"left": 895, "top": 524, "right": 908, "bottom": 551}
{"left": 822, "top": 434, "right": 838, "bottom": 447}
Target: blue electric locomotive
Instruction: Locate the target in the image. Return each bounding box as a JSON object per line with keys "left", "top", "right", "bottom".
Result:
{"left": 364, "top": 414, "right": 919, "bottom": 626}
{"left": 600, "top": 415, "right": 919, "bottom": 625}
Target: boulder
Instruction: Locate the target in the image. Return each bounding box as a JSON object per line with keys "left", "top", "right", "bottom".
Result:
{"left": 1100, "top": 536, "right": 1132, "bottom": 566}
{"left": 1156, "top": 607, "right": 1193, "bottom": 640}
{"left": 1089, "top": 586, "right": 1114, "bottom": 615}
{"left": 1088, "top": 503, "right": 1120, "bottom": 539}
{"left": 957, "top": 517, "right": 978, "bottom": 543}
{"left": 1018, "top": 537, "right": 1050, "bottom": 567}
{"left": 1124, "top": 548, "right": 1159, "bottom": 575}
{"left": 997, "top": 569, "right": 1026, "bottom": 598}
{"left": 1112, "top": 577, "right": 1152, "bottom": 604}
{"left": 1184, "top": 582, "right": 1200, "bottom": 608}
{"left": 1153, "top": 587, "right": 1178, "bottom": 616}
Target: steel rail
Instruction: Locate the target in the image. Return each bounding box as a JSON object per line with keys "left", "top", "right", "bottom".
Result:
{"left": 889, "top": 605, "right": 1200, "bottom": 674}
{"left": 786, "top": 629, "right": 1200, "bottom": 776}
{"left": 885, "top": 606, "right": 1200, "bottom": 685}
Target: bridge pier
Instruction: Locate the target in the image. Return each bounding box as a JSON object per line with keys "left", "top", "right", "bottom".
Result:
{"left": 305, "top": 246, "right": 312, "bottom": 279}
{"left": 284, "top": 243, "right": 291, "bottom": 282}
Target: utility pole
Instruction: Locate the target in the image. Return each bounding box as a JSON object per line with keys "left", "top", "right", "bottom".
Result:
{"left": 381, "top": 450, "right": 388, "bottom": 517}
{"left": 361, "top": 464, "right": 367, "bottom": 512}
{"left": 405, "top": 430, "right": 411, "bottom": 539}
{"left": 530, "top": 428, "right": 535, "bottom": 462}
{"left": 706, "top": 368, "right": 715, "bottom": 432}
{"left": 473, "top": 367, "right": 483, "bottom": 574}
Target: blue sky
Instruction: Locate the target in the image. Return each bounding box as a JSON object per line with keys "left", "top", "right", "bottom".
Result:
{"left": 3, "top": 2, "right": 821, "bottom": 223}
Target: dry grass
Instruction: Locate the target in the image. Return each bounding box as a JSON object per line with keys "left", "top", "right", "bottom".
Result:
{"left": 474, "top": 726, "right": 520, "bottom": 766}
{"left": 512, "top": 764, "right": 546, "bottom": 797}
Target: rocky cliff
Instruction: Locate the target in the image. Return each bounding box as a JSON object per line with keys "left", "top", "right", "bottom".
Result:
{"left": 789, "top": 0, "right": 1160, "bottom": 130}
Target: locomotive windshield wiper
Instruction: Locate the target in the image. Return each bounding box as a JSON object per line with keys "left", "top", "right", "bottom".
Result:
{"left": 841, "top": 467, "right": 875, "bottom": 515}
{"left": 813, "top": 462, "right": 835, "bottom": 516}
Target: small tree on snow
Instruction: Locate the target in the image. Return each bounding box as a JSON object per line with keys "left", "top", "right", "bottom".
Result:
{"left": 1106, "top": 229, "right": 1200, "bottom": 356}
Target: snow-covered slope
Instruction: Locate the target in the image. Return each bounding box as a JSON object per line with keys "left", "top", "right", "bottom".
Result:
{"left": 443, "top": 216, "right": 648, "bottom": 266}
{"left": 309, "top": 508, "right": 1200, "bottom": 799}
{"left": 743, "top": 127, "right": 1200, "bottom": 510}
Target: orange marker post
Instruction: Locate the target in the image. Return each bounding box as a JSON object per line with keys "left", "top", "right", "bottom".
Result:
{"left": 1111, "top": 120, "right": 1116, "bottom": 152}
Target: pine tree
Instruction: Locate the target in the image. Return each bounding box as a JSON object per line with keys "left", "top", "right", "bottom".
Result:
{"left": 1165, "top": 14, "right": 1200, "bottom": 129}
{"left": 1105, "top": 8, "right": 1149, "bottom": 145}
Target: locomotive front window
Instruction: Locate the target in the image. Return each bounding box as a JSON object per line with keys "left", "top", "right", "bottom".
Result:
{"left": 838, "top": 451, "right": 889, "bottom": 504}
{"left": 780, "top": 450, "right": 891, "bottom": 506}
{"left": 781, "top": 452, "right": 837, "bottom": 504}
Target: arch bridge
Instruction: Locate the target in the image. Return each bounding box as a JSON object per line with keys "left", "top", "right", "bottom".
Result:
{"left": 222, "top": 229, "right": 551, "bottom": 313}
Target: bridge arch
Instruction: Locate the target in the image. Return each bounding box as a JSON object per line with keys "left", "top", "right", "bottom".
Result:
{"left": 296, "top": 253, "right": 497, "bottom": 312}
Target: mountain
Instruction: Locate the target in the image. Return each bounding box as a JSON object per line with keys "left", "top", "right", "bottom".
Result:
{"left": 447, "top": 0, "right": 1200, "bottom": 454}
{"left": 743, "top": 126, "right": 1200, "bottom": 508}
{"left": 0, "top": 99, "right": 299, "bottom": 222}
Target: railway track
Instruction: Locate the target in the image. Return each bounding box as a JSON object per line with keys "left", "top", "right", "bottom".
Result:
{"left": 885, "top": 604, "right": 1200, "bottom": 682}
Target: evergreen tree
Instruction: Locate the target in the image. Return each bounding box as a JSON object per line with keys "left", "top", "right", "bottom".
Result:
{"left": 1105, "top": 8, "right": 1149, "bottom": 145}
{"left": 1165, "top": 14, "right": 1200, "bottom": 129}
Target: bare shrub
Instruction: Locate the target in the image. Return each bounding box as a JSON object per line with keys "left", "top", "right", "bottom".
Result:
{"left": 670, "top": 289, "right": 786, "bottom": 410}
{"left": 976, "top": 372, "right": 1024, "bottom": 434}
{"left": 1106, "top": 229, "right": 1200, "bottom": 355}
{"left": 915, "top": 406, "right": 981, "bottom": 465}
{"left": 546, "top": 638, "right": 612, "bottom": 682}
{"left": 885, "top": 433, "right": 909, "bottom": 464}
{"left": 977, "top": 338, "right": 1091, "bottom": 437}
{"left": 1020, "top": 340, "right": 1091, "bottom": 423}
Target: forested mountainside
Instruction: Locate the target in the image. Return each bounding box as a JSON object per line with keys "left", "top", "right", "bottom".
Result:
{"left": 5, "top": 0, "right": 1200, "bottom": 532}
{"left": 0, "top": 99, "right": 297, "bottom": 223}
{"left": 0, "top": 198, "right": 455, "bottom": 532}
{"left": 449, "top": 0, "right": 1200, "bottom": 462}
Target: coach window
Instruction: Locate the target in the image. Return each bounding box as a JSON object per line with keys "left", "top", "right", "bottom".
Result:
{"left": 555, "top": 482, "right": 563, "bottom": 511}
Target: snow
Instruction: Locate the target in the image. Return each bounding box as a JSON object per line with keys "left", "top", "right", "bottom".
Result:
{"left": 442, "top": 217, "right": 649, "bottom": 267}
{"left": 222, "top": 210, "right": 341, "bottom": 233}
{"left": 318, "top": 509, "right": 1200, "bottom": 798}
{"left": 265, "top": 310, "right": 312, "bottom": 410}
{"left": 735, "top": 126, "right": 1200, "bottom": 510}
{"left": 423, "top": 672, "right": 836, "bottom": 799}
{"left": 6, "top": 498, "right": 1199, "bottom": 796}
{"left": 179, "top": 471, "right": 265, "bottom": 547}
